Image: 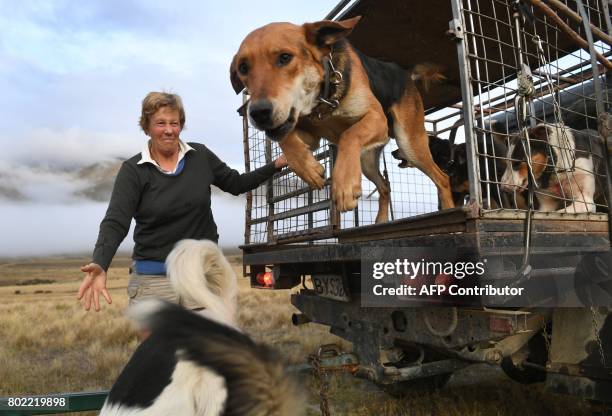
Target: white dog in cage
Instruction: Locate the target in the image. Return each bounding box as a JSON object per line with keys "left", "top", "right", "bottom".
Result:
{"left": 501, "top": 123, "right": 606, "bottom": 213}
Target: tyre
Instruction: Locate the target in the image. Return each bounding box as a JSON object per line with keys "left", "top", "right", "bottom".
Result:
{"left": 500, "top": 330, "right": 548, "bottom": 384}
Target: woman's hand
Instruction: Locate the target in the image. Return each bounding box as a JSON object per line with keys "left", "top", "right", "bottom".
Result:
{"left": 77, "top": 263, "right": 112, "bottom": 311}
{"left": 274, "top": 153, "right": 288, "bottom": 169}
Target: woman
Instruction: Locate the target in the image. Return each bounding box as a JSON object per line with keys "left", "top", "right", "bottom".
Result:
{"left": 77, "top": 92, "right": 286, "bottom": 311}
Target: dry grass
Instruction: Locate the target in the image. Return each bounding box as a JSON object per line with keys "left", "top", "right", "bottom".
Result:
{"left": 0, "top": 257, "right": 137, "bottom": 396}
{"left": 0, "top": 255, "right": 591, "bottom": 415}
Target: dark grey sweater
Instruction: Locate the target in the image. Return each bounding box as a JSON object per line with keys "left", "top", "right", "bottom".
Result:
{"left": 92, "top": 142, "right": 277, "bottom": 271}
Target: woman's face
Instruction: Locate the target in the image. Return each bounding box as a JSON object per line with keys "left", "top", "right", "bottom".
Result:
{"left": 148, "top": 106, "right": 181, "bottom": 156}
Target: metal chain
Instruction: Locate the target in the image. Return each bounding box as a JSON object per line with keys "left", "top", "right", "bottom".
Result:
{"left": 311, "top": 354, "right": 331, "bottom": 416}
{"left": 309, "top": 344, "right": 360, "bottom": 416}
{"left": 589, "top": 306, "right": 608, "bottom": 369}
{"left": 540, "top": 318, "right": 551, "bottom": 359}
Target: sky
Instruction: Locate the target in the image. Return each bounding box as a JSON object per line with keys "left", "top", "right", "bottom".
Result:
{"left": 0, "top": 0, "right": 345, "bottom": 257}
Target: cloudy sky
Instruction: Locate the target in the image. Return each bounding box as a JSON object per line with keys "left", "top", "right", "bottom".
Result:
{"left": 0, "top": 0, "right": 343, "bottom": 257}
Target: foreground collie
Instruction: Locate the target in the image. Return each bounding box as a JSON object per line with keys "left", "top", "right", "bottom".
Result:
{"left": 100, "top": 240, "right": 302, "bottom": 416}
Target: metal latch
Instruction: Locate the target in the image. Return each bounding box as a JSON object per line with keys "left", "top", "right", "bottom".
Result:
{"left": 448, "top": 18, "right": 464, "bottom": 40}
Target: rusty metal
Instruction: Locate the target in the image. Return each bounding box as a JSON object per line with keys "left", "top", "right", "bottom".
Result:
{"left": 309, "top": 344, "right": 360, "bottom": 416}
{"left": 314, "top": 344, "right": 360, "bottom": 373}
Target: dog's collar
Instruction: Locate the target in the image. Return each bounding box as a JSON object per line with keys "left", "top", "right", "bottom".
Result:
{"left": 309, "top": 50, "right": 348, "bottom": 120}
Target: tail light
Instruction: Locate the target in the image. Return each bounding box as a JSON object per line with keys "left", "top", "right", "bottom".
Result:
{"left": 250, "top": 266, "right": 300, "bottom": 289}
{"left": 256, "top": 271, "right": 275, "bottom": 288}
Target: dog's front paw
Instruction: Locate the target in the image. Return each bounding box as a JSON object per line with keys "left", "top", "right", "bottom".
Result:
{"left": 333, "top": 183, "right": 362, "bottom": 212}
{"left": 332, "top": 173, "right": 362, "bottom": 212}
{"left": 285, "top": 154, "right": 325, "bottom": 190}
{"left": 305, "top": 160, "right": 325, "bottom": 190}
{"left": 295, "top": 159, "right": 325, "bottom": 190}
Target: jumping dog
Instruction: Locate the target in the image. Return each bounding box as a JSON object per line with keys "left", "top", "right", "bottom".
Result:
{"left": 230, "top": 17, "right": 454, "bottom": 223}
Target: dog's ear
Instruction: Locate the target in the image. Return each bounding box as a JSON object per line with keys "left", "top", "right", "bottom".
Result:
{"left": 303, "top": 16, "right": 361, "bottom": 47}
{"left": 487, "top": 120, "right": 508, "bottom": 147}
{"left": 230, "top": 54, "right": 245, "bottom": 94}
{"left": 528, "top": 124, "right": 549, "bottom": 142}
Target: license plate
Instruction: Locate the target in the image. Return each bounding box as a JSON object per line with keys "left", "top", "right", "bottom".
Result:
{"left": 311, "top": 274, "right": 350, "bottom": 302}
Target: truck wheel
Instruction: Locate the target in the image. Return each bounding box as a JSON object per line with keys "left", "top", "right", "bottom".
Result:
{"left": 500, "top": 330, "right": 547, "bottom": 384}
{"left": 380, "top": 373, "right": 452, "bottom": 398}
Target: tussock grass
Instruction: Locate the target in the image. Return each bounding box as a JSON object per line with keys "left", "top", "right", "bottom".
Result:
{"left": 0, "top": 256, "right": 591, "bottom": 415}
{"left": 314, "top": 371, "right": 589, "bottom": 416}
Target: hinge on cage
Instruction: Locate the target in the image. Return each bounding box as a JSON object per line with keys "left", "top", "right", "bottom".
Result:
{"left": 447, "top": 18, "right": 464, "bottom": 40}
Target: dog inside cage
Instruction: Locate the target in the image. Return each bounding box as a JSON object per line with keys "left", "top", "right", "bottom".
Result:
{"left": 500, "top": 122, "right": 607, "bottom": 212}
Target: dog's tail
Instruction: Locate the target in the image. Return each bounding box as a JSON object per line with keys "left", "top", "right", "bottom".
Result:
{"left": 128, "top": 300, "right": 305, "bottom": 416}
{"left": 411, "top": 63, "right": 446, "bottom": 92}
{"left": 165, "top": 239, "right": 238, "bottom": 325}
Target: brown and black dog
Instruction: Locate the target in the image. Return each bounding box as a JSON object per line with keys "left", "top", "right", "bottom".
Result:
{"left": 230, "top": 17, "right": 454, "bottom": 223}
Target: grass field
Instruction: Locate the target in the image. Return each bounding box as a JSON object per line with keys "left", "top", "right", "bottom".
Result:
{"left": 0, "top": 255, "right": 591, "bottom": 415}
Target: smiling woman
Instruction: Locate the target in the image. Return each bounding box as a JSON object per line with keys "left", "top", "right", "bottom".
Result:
{"left": 76, "top": 91, "right": 288, "bottom": 312}
{"left": 138, "top": 93, "right": 187, "bottom": 173}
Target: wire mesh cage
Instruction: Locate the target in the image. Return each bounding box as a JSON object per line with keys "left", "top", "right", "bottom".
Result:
{"left": 244, "top": 124, "right": 440, "bottom": 245}
{"left": 455, "top": 0, "right": 611, "bottom": 214}
{"left": 242, "top": 0, "right": 611, "bottom": 246}
{"left": 245, "top": 130, "right": 336, "bottom": 245}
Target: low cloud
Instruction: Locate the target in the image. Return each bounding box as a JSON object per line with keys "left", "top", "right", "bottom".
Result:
{"left": 3, "top": 127, "right": 137, "bottom": 168}
{"left": 0, "top": 196, "right": 246, "bottom": 258}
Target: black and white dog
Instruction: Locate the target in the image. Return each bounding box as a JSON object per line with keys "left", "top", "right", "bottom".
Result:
{"left": 500, "top": 123, "right": 606, "bottom": 213}
{"left": 100, "top": 240, "right": 302, "bottom": 416}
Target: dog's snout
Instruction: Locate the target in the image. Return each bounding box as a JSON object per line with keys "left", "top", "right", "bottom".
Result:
{"left": 249, "top": 100, "right": 274, "bottom": 128}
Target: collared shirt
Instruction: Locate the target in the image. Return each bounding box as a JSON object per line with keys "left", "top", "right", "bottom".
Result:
{"left": 137, "top": 139, "right": 195, "bottom": 174}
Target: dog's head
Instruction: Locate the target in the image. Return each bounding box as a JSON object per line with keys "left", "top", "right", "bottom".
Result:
{"left": 230, "top": 17, "right": 361, "bottom": 141}
{"left": 391, "top": 136, "right": 453, "bottom": 169}
{"left": 500, "top": 125, "right": 550, "bottom": 192}
{"left": 448, "top": 143, "right": 469, "bottom": 193}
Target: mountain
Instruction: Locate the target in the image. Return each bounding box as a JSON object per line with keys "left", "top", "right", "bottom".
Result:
{"left": 0, "top": 170, "right": 27, "bottom": 201}
{"left": 0, "top": 183, "right": 27, "bottom": 201}
{"left": 0, "top": 160, "right": 122, "bottom": 203}
{"left": 74, "top": 159, "right": 123, "bottom": 201}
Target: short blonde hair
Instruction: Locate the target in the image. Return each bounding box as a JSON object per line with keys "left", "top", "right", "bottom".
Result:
{"left": 139, "top": 92, "right": 186, "bottom": 134}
